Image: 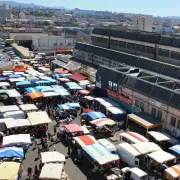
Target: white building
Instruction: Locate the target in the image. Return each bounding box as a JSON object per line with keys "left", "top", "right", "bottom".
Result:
{"left": 32, "top": 36, "right": 75, "bottom": 51}
{"left": 133, "top": 15, "right": 153, "bottom": 32}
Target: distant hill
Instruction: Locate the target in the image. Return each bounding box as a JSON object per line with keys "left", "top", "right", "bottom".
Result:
{"left": 0, "top": 1, "right": 67, "bottom": 9}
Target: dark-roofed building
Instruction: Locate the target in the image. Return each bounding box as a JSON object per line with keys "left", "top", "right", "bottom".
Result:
{"left": 91, "top": 28, "right": 180, "bottom": 66}
{"left": 95, "top": 65, "right": 180, "bottom": 141}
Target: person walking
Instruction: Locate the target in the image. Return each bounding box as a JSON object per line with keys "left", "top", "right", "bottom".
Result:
{"left": 53, "top": 126, "right": 57, "bottom": 135}
{"left": 27, "top": 167, "right": 32, "bottom": 180}
{"left": 38, "top": 147, "right": 41, "bottom": 159}
{"left": 34, "top": 139, "right": 38, "bottom": 149}
{"left": 17, "top": 164, "right": 23, "bottom": 180}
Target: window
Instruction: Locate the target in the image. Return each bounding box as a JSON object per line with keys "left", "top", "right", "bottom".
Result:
{"left": 97, "top": 76, "right": 101, "bottom": 83}
{"left": 157, "top": 110, "right": 162, "bottom": 121}
{"left": 108, "top": 81, "right": 113, "bottom": 90}
{"left": 135, "top": 99, "right": 139, "bottom": 107}
{"left": 113, "top": 83, "right": 118, "bottom": 92}
{"left": 140, "top": 102, "right": 144, "bottom": 111}
{"left": 177, "top": 120, "right": 180, "bottom": 130}
{"left": 151, "top": 107, "right": 156, "bottom": 118}
{"left": 170, "top": 116, "right": 176, "bottom": 127}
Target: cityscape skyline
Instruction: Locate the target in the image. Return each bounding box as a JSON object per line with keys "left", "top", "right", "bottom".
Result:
{"left": 1, "top": 0, "right": 180, "bottom": 17}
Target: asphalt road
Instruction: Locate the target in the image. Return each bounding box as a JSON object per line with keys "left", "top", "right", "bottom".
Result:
{"left": 22, "top": 114, "right": 105, "bottom": 180}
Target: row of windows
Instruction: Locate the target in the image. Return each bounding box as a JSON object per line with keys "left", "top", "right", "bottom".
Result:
{"left": 108, "top": 81, "right": 118, "bottom": 92}
{"left": 170, "top": 116, "right": 180, "bottom": 129}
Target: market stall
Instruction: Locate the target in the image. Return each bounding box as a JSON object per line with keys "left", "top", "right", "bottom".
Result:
{"left": 165, "top": 164, "right": 180, "bottom": 180}
{"left": 169, "top": 145, "right": 180, "bottom": 157}
{"left": 81, "top": 112, "right": 107, "bottom": 122}
{"left": 0, "top": 147, "right": 24, "bottom": 159}
{"left": 3, "top": 110, "right": 25, "bottom": 119}
{"left": 0, "top": 105, "right": 20, "bottom": 113}
{"left": 98, "top": 138, "right": 117, "bottom": 153}
{"left": 65, "top": 82, "right": 82, "bottom": 90}
{"left": 19, "top": 104, "right": 38, "bottom": 112}
{"left": 5, "top": 118, "right": 31, "bottom": 129}
{"left": 25, "top": 87, "right": 40, "bottom": 93}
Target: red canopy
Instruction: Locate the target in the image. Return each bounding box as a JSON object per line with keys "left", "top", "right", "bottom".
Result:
{"left": 56, "top": 49, "right": 72, "bottom": 53}
{"left": 14, "top": 67, "right": 26, "bottom": 72}
{"left": 70, "top": 73, "right": 87, "bottom": 82}
{"left": 78, "top": 90, "right": 90, "bottom": 95}
{"left": 64, "top": 124, "right": 83, "bottom": 133}
{"left": 83, "top": 109, "right": 94, "bottom": 113}
{"left": 55, "top": 70, "right": 69, "bottom": 74}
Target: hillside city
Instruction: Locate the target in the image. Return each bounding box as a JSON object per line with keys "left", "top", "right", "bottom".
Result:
{"left": 0, "top": 1, "right": 180, "bottom": 180}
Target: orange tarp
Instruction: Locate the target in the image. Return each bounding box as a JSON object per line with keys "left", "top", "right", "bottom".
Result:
{"left": 28, "top": 92, "right": 44, "bottom": 99}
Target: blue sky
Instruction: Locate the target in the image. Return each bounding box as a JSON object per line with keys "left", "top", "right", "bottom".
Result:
{"left": 6, "top": 0, "right": 180, "bottom": 17}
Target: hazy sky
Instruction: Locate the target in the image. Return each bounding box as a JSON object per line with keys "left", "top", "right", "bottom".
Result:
{"left": 5, "top": 0, "right": 180, "bottom": 17}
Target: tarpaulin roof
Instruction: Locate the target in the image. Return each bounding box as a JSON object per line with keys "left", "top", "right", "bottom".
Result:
{"left": 64, "top": 124, "right": 83, "bottom": 133}
{"left": 66, "top": 82, "right": 82, "bottom": 90}
{"left": 65, "top": 103, "right": 80, "bottom": 108}
{"left": 84, "top": 96, "right": 95, "bottom": 101}
{"left": 169, "top": 145, "right": 180, "bottom": 155}
{"left": 147, "top": 131, "right": 170, "bottom": 142}
{"left": 0, "top": 147, "right": 24, "bottom": 158}
{"left": 36, "top": 86, "right": 52, "bottom": 90}
{"left": 0, "top": 105, "right": 19, "bottom": 113}
{"left": 42, "top": 92, "right": 60, "bottom": 97}
{"left": 7, "top": 89, "right": 21, "bottom": 98}
{"left": 35, "top": 81, "right": 51, "bottom": 85}
{"left": 16, "top": 81, "right": 31, "bottom": 86}
{"left": 58, "top": 104, "right": 72, "bottom": 110}
{"left": 58, "top": 78, "right": 70, "bottom": 82}
{"left": 14, "top": 66, "right": 25, "bottom": 72}
{"left": 98, "top": 138, "right": 116, "bottom": 152}
{"left": 9, "top": 77, "right": 25, "bottom": 82}
{"left": 55, "top": 69, "right": 69, "bottom": 74}
{"left": 78, "top": 90, "right": 90, "bottom": 95}
{"left": 25, "top": 87, "right": 40, "bottom": 93}
{"left": 165, "top": 165, "right": 180, "bottom": 178}
{"left": 3, "top": 134, "right": 31, "bottom": 146}
{"left": 5, "top": 119, "right": 31, "bottom": 129}
{"left": 0, "top": 82, "right": 10, "bottom": 87}
{"left": 73, "top": 135, "right": 98, "bottom": 147}
{"left": 28, "top": 92, "right": 44, "bottom": 99}
{"left": 19, "top": 104, "right": 37, "bottom": 111}
{"left": 41, "top": 151, "right": 65, "bottom": 163}
{"left": 3, "top": 111, "right": 25, "bottom": 119}
{"left": 40, "top": 163, "right": 63, "bottom": 180}
{"left": 107, "top": 106, "right": 127, "bottom": 114}
{"left": 27, "top": 111, "right": 52, "bottom": 125}
{"left": 70, "top": 73, "right": 87, "bottom": 82}
{"left": 120, "top": 132, "right": 149, "bottom": 144}
{"left": 148, "top": 151, "right": 175, "bottom": 163}
{"left": 90, "top": 118, "right": 115, "bottom": 127}
{"left": 0, "top": 162, "right": 20, "bottom": 180}
{"left": 8, "top": 74, "right": 22, "bottom": 78}
{"left": 82, "top": 112, "right": 107, "bottom": 120}
{"left": 51, "top": 85, "right": 65, "bottom": 90}
{"left": 26, "top": 76, "right": 38, "bottom": 80}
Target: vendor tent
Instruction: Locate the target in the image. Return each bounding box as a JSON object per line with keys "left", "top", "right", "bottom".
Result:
{"left": 147, "top": 131, "right": 171, "bottom": 142}
{"left": 3, "top": 110, "right": 25, "bottom": 119}
{"left": 16, "top": 81, "right": 31, "bottom": 86}
{"left": 19, "top": 104, "right": 38, "bottom": 111}
{"left": 84, "top": 96, "right": 95, "bottom": 101}
{"left": 0, "top": 147, "right": 24, "bottom": 158}
{"left": 35, "top": 81, "right": 51, "bottom": 85}
{"left": 40, "top": 163, "right": 64, "bottom": 180}
{"left": 0, "top": 82, "right": 10, "bottom": 87}
{"left": 58, "top": 104, "right": 72, "bottom": 110}
{"left": 7, "top": 89, "right": 21, "bottom": 97}
{"left": 0, "top": 105, "right": 19, "bottom": 113}
{"left": 28, "top": 111, "right": 52, "bottom": 125}
{"left": 25, "top": 87, "right": 40, "bottom": 93}
{"left": 28, "top": 92, "right": 44, "bottom": 99}
{"left": 78, "top": 90, "right": 90, "bottom": 95}
{"left": 3, "top": 134, "right": 31, "bottom": 146}
{"left": 106, "top": 106, "right": 127, "bottom": 114}
{"left": 90, "top": 118, "right": 115, "bottom": 127}
{"left": 70, "top": 73, "right": 87, "bottom": 82}
{"left": 26, "top": 76, "right": 38, "bottom": 81}
{"left": 66, "top": 82, "right": 82, "bottom": 90}
{"left": 82, "top": 112, "right": 107, "bottom": 120}
{"left": 8, "top": 74, "right": 22, "bottom": 78}
{"left": 0, "top": 162, "right": 20, "bottom": 180}
{"left": 9, "top": 78, "right": 25, "bottom": 82}
{"left": 73, "top": 135, "right": 98, "bottom": 147}
{"left": 41, "top": 151, "right": 65, "bottom": 163}
{"left": 57, "top": 90, "right": 70, "bottom": 96}
{"left": 165, "top": 165, "right": 180, "bottom": 179}
{"left": 98, "top": 139, "right": 116, "bottom": 152}
{"left": 5, "top": 119, "right": 31, "bottom": 129}
{"left": 42, "top": 92, "right": 60, "bottom": 97}
{"left": 64, "top": 124, "right": 83, "bottom": 133}
{"left": 148, "top": 151, "right": 175, "bottom": 163}
{"left": 65, "top": 103, "right": 80, "bottom": 108}
{"left": 169, "top": 145, "right": 180, "bottom": 155}
{"left": 100, "top": 101, "right": 120, "bottom": 108}
{"left": 58, "top": 78, "right": 70, "bottom": 82}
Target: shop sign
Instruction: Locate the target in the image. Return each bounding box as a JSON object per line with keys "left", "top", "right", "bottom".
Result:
{"left": 107, "top": 89, "right": 132, "bottom": 106}
{"left": 149, "top": 98, "right": 167, "bottom": 110}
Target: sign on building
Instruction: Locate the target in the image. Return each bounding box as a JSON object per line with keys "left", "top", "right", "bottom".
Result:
{"left": 149, "top": 98, "right": 167, "bottom": 110}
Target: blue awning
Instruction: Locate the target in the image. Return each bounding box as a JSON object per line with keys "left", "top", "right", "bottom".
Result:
{"left": 0, "top": 77, "right": 6, "bottom": 81}
{"left": 58, "top": 91, "right": 70, "bottom": 96}
{"left": 16, "top": 81, "right": 31, "bottom": 86}
{"left": 36, "top": 86, "right": 52, "bottom": 90}
{"left": 58, "top": 104, "right": 72, "bottom": 110}
{"left": 35, "top": 81, "right": 51, "bottom": 85}
{"left": 169, "top": 145, "right": 180, "bottom": 155}
{"left": 25, "top": 87, "right": 40, "bottom": 93}
{"left": 51, "top": 85, "right": 64, "bottom": 90}
{"left": 8, "top": 74, "right": 22, "bottom": 78}
{"left": 0, "top": 147, "right": 24, "bottom": 158}
{"left": 82, "top": 112, "right": 107, "bottom": 120}
{"left": 66, "top": 82, "right": 82, "bottom": 90}
{"left": 66, "top": 103, "right": 80, "bottom": 108}
{"left": 52, "top": 73, "right": 62, "bottom": 78}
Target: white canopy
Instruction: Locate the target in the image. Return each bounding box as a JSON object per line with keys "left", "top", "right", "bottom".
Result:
{"left": 100, "top": 101, "right": 120, "bottom": 108}
{"left": 95, "top": 154, "right": 119, "bottom": 165}
{"left": 3, "top": 110, "right": 25, "bottom": 119}
{"left": 94, "top": 97, "right": 109, "bottom": 103}
{"left": 3, "top": 134, "right": 31, "bottom": 146}
{"left": 107, "top": 106, "right": 126, "bottom": 114}
{"left": 19, "top": 104, "right": 38, "bottom": 111}
{"left": 98, "top": 138, "right": 116, "bottom": 152}
{"left": 0, "top": 82, "right": 10, "bottom": 87}
{"left": 42, "top": 92, "right": 60, "bottom": 97}
{"left": 0, "top": 105, "right": 19, "bottom": 113}
{"left": 165, "top": 165, "right": 180, "bottom": 178}
{"left": 90, "top": 118, "right": 115, "bottom": 127}
{"left": 79, "top": 80, "right": 90, "bottom": 85}
{"left": 7, "top": 89, "right": 21, "bottom": 98}
{"left": 148, "top": 131, "right": 171, "bottom": 142}
{"left": 40, "top": 163, "right": 63, "bottom": 180}
{"left": 148, "top": 151, "right": 175, "bottom": 163}
{"left": 9, "top": 78, "right": 25, "bottom": 82}
{"left": 5, "top": 119, "right": 31, "bottom": 129}
{"left": 41, "top": 151, "right": 65, "bottom": 163}
{"left": 132, "top": 142, "right": 162, "bottom": 154}
{"left": 28, "top": 111, "right": 52, "bottom": 125}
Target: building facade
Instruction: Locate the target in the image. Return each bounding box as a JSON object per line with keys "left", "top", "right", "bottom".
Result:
{"left": 133, "top": 16, "right": 153, "bottom": 32}
{"left": 91, "top": 28, "right": 180, "bottom": 66}
{"left": 0, "top": 4, "right": 12, "bottom": 23}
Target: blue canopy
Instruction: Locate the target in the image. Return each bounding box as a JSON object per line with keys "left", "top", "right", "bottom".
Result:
{"left": 58, "top": 91, "right": 70, "bottom": 96}
{"left": 51, "top": 85, "right": 64, "bottom": 90}
{"left": 82, "top": 112, "right": 107, "bottom": 120}
{"left": 52, "top": 73, "right": 62, "bottom": 78}
{"left": 0, "top": 77, "right": 6, "bottom": 81}
{"left": 36, "top": 86, "right": 52, "bottom": 90}
{"left": 35, "top": 81, "right": 51, "bottom": 85}
{"left": 16, "top": 81, "right": 31, "bottom": 86}
{"left": 169, "top": 145, "right": 180, "bottom": 155}
{"left": 66, "top": 103, "right": 80, "bottom": 108}
{"left": 58, "top": 104, "right": 72, "bottom": 110}
{"left": 66, "top": 82, "right": 82, "bottom": 90}
{"left": 0, "top": 147, "right": 24, "bottom": 158}
{"left": 8, "top": 74, "right": 22, "bottom": 78}
{"left": 25, "top": 87, "right": 40, "bottom": 93}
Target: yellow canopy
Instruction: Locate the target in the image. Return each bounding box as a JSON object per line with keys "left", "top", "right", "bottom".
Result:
{"left": 0, "top": 162, "right": 20, "bottom": 180}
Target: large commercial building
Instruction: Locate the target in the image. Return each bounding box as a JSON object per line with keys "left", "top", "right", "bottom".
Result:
{"left": 73, "top": 42, "right": 180, "bottom": 141}
{"left": 91, "top": 28, "right": 180, "bottom": 66}
{"left": 132, "top": 16, "right": 153, "bottom": 32}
